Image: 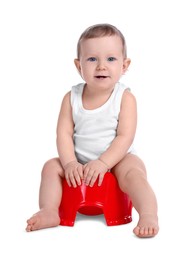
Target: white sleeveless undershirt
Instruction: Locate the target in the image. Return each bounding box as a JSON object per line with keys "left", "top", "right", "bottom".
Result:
{"left": 71, "top": 82, "right": 134, "bottom": 164}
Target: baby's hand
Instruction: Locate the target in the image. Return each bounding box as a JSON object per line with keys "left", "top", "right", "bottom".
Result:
{"left": 63, "top": 161, "right": 83, "bottom": 187}
{"left": 83, "top": 160, "right": 108, "bottom": 187}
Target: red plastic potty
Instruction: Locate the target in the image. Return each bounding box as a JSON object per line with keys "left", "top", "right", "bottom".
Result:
{"left": 59, "top": 172, "right": 132, "bottom": 226}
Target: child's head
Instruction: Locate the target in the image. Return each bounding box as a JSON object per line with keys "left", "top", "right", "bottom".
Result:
{"left": 77, "top": 23, "right": 127, "bottom": 59}
{"left": 74, "top": 23, "right": 130, "bottom": 87}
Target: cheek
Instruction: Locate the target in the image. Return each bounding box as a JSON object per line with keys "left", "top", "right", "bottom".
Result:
{"left": 113, "top": 65, "right": 124, "bottom": 75}
{"left": 81, "top": 65, "right": 93, "bottom": 76}
{"left": 79, "top": 68, "right": 90, "bottom": 81}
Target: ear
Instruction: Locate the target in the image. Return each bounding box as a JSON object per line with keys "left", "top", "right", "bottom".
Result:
{"left": 74, "top": 59, "right": 81, "bottom": 74}
{"left": 122, "top": 58, "right": 131, "bottom": 74}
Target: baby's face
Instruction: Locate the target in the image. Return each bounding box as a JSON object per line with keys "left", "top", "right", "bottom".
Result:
{"left": 75, "top": 35, "right": 129, "bottom": 90}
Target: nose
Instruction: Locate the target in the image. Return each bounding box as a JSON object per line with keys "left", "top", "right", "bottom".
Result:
{"left": 96, "top": 60, "right": 106, "bottom": 70}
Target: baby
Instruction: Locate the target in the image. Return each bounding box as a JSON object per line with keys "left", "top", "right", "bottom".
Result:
{"left": 26, "top": 23, "right": 159, "bottom": 238}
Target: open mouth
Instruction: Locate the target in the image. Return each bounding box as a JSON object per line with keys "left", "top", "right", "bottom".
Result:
{"left": 95, "top": 76, "right": 108, "bottom": 79}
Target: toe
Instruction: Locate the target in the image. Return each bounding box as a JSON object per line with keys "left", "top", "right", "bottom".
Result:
{"left": 26, "top": 224, "right": 32, "bottom": 232}
{"left": 133, "top": 226, "right": 140, "bottom": 236}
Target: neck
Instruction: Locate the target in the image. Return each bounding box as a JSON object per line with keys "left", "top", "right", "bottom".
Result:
{"left": 84, "top": 83, "right": 115, "bottom": 96}
{"left": 82, "top": 84, "right": 115, "bottom": 110}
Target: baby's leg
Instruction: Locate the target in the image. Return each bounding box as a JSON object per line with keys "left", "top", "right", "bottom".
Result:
{"left": 113, "top": 154, "right": 159, "bottom": 238}
{"left": 26, "top": 158, "right": 64, "bottom": 232}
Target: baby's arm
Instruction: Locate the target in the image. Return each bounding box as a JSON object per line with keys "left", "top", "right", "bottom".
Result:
{"left": 99, "top": 90, "right": 137, "bottom": 168}
{"left": 56, "top": 92, "right": 83, "bottom": 187}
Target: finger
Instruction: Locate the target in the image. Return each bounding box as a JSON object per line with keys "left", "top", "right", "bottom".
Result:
{"left": 83, "top": 165, "right": 89, "bottom": 181}
{"left": 85, "top": 169, "right": 94, "bottom": 186}
{"left": 77, "top": 165, "right": 84, "bottom": 180}
{"left": 89, "top": 172, "right": 99, "bottom": 187}
{"left": 83, "top": 163, "right": 87, "bottom": 170}
{"left": 65, "top": 172, "right": 72, "bottom": 187}
{"left": 69, "top": 173, "right": 77, "bottom": 188}
{"left": 74, "top": 169, "right": 81, "bottom": 186}
{"left": 98, "top": 173, "right": 105, "bottom": 186}
{"left": 66, "top": 178, "right": 71, "bottom": 187}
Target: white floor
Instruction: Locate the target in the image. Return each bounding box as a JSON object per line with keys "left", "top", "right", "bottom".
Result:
{"left": 1, "top": 188, "right": 186, "bottom": 260}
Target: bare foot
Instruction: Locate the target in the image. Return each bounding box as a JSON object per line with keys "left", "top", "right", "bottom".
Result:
{"left": 26, "top": 209, "right": 60, "bottom": 232}
{"left": 133, "top": 214, "right": 159, "bottom": 238}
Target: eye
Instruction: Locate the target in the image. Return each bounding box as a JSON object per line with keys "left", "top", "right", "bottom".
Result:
{"left": 107, "top": 57, "right": 116, "bottom": 61}
{"left": 87, "top": 57, "right": 97, "bottom": 62}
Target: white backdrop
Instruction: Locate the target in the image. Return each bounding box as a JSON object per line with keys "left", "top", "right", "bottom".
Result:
{"left": 0, "top": 0, "right": 187, "bottom": 259}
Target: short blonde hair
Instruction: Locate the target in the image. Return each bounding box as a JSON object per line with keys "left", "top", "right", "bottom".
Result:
{"left": 77, "top": 23, "right": 127, "bottom": 59}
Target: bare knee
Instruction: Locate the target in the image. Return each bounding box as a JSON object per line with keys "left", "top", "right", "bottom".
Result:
{"left": 114, "top": 153, "right": 145, "bottom": 177}
{"left": 125, "top": 167, "right": 147, "bottom": 181}
{"left": 113, "top": 154, "right": 147, "bottom": 192}
{"left": 119, "top": 167, "right": 147, "bottom": 192}
{"left": 42, "top": 158, "right": 64, "bottom": 178}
